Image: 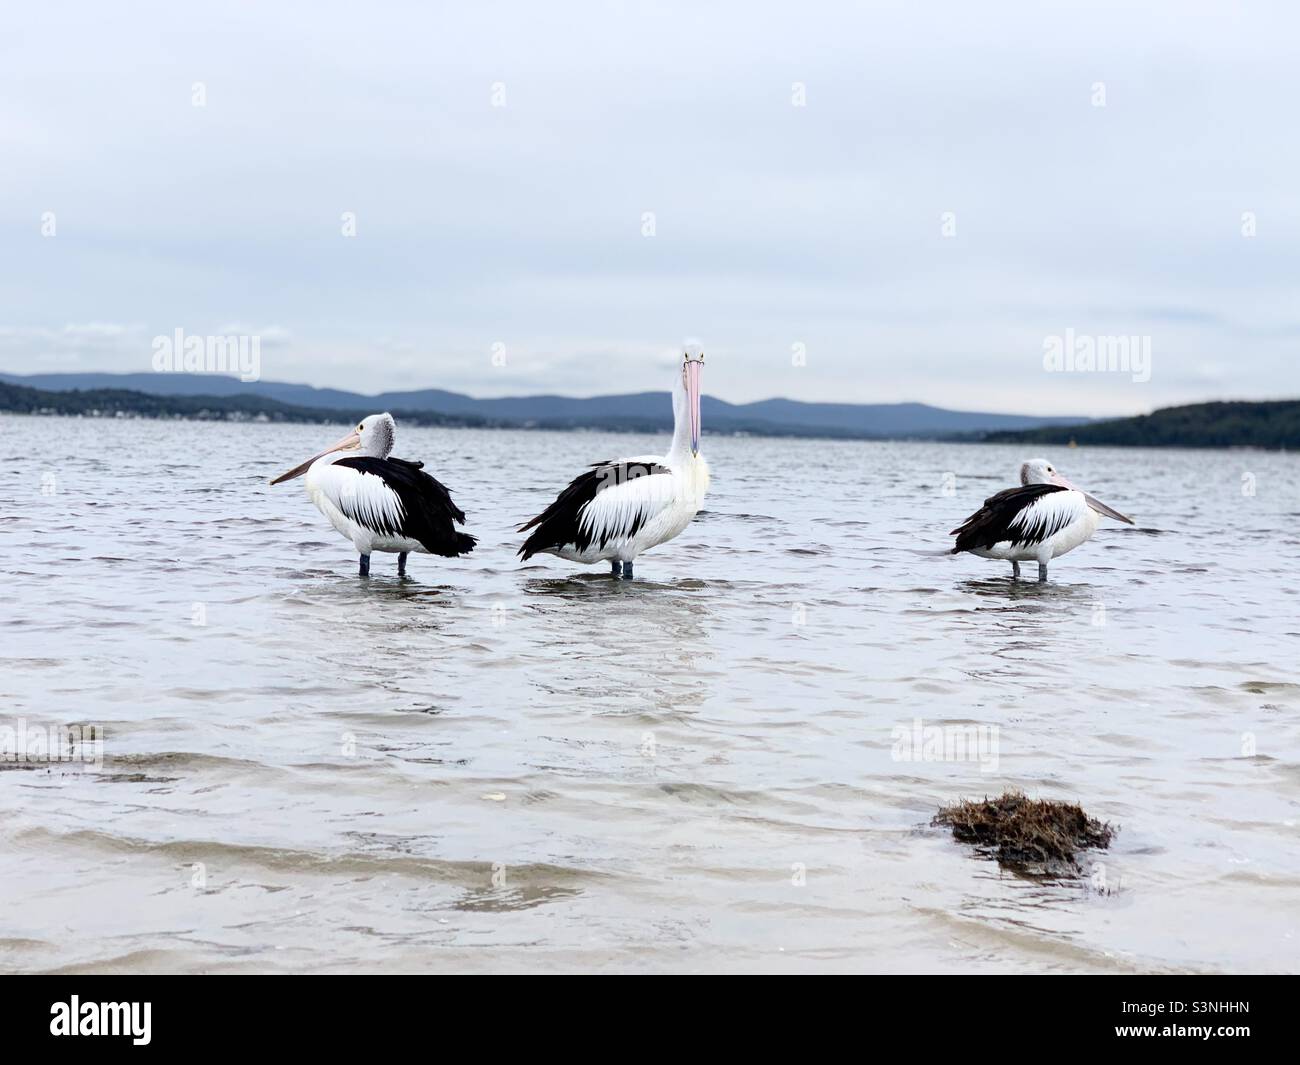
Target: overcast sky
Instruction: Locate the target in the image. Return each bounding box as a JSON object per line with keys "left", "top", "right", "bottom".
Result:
{"left": 2, "top": 1, "right": 1297, "bottom": 416}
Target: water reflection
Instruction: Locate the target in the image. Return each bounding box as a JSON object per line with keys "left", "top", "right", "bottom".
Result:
{"left": 518, "top": 575, "right": 716, "bottom": 718}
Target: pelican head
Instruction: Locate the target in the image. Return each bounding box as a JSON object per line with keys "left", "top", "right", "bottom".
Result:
{"left": 1020, "top": 457, "right": 1133, "bottom": 524}
{"left": 679, "top": 340, "right": 705, "bottom": 457}
{"left": 270, "top": 412, "right": 396, "bottom": 485}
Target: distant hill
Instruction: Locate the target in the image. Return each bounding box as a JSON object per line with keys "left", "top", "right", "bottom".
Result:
{"left": 986, "top": 400, "right": 1300, "bottom": 449}
{"left": 0, "top": 370, "right": 1089, "bottom": 439}
{"left": 0, "top": 380, "right": 491, "bottom": 427}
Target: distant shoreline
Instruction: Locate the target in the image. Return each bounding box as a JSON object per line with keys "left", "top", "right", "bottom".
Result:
{"left": 0, "top": 378, "right": 1037, "bottom": 444}
{"left": 0, "top": 370, "right": 1091, "bottom": 440}
{"left": 2, "top": 378, "right": 1295, "bottom": 449}
{"left": 2, "top": 406, "right": 1294, "bottom": 454}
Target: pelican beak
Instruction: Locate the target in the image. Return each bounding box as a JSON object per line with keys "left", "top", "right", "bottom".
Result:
{"left": 1053, "top": 473, "right": 1134, "bottom": 524}
{"left": 269, "top": 430, "right": 361, "bottom": 485}
{"left": 1083, "top": 493, "right": 1134, "bottom": 524}
{"left": 685, "top": 358, "right": 702, "bottom": 457}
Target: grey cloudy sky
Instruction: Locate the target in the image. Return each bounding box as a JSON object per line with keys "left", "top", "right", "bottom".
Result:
{"left": 2, "top": 0, "right": 1297, "bottom": 416}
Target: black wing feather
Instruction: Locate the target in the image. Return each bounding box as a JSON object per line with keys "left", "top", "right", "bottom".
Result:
{"left": 334, "top": 456, "right": 476, "bottom": 557}
{"left": 517, "top": 460, "right": 671, "bottom": 560}
{"left": 949, "top": 483, "right": 1070, "bottom": 554}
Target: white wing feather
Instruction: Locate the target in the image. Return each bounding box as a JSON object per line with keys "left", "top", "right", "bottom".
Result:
{"left": 314, "top": 462, "right": 407, "bottom": 535}
{"left": 577, "top": 463, "right": 677, "bottom": 547}
{"left": 1007, "top": 490, "right": 1087, "bottom": 543}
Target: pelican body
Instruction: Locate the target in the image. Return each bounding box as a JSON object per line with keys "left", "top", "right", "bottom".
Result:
{"left": 950, "top": 458, "right": 1133, "bottom": 581}
{"left": 518, "top": 345, "right": 710, "bottom": 579}
{"left": 270, "top": 413, "right": 476, "bottom": 576}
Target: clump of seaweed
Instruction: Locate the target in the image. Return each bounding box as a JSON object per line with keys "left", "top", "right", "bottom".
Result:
{"left": 933, "top": 791, "right": 1115, "bottom": 877}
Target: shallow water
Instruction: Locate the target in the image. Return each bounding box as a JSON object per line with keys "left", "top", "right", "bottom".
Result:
{"left": 2, "top": 414, "right": 1297, "bottom": 973}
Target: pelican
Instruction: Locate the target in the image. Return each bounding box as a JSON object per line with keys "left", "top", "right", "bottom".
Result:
{"left": 518, "top": 343, "right": 710, "bottom": 579}
{"left": 949, "top": 458, "right": 1133, "bottom": 581}
{"left": 269, "top": 412, "right": 476, "bottom": 576}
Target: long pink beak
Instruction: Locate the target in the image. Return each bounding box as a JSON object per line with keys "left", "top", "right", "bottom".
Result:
{"left": 685, "top": 360, "right": 702, "bottom": 456}
{"left": 1052, "top": 473, "right": 1134, "bottom": 524}
{"left": 269, "top": 430, "right": 361, "bottom": 485}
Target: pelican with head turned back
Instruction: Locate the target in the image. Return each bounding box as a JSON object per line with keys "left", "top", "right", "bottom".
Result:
{"left": 270, "top": 412, "right": 476, "bottom": 576}
{"left": 949, "top": 458, "right": 1133, "bottom": 582}
{"left": 517, "top": 342, "right": 710, "bottom": 579}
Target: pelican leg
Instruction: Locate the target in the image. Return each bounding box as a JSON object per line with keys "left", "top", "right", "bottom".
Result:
{"left": 1011, "top": 561, "right": 1021, "bottom": 580}
{"left": 621, "top": 561, "right": 634, "bottom": 580}
{"left": 398, "top": 552, "right": 408, "bottom": 576}
{"left": 1038, "top": 562, "right": 1048, "bottom": 583}
{"left": 359, "top": 553, "right": 371, "bottom": 577}
{"left": 610, "top": 560, "right": 621, "bottom": 577}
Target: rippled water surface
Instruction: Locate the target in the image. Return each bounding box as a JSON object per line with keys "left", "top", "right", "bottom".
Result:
{"left": 2, "top": 414, "right": 1298, "bottom": 973}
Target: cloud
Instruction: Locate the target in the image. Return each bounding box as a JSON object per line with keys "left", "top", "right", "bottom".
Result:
{"left": 1, "top": 0, "right": 1297, "bottom": 417}
{"left": 213, "top": 325, "right": 292, "bottom": 346}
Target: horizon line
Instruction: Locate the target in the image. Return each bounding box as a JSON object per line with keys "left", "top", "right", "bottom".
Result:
{"left": 0, "top": 367, "right": 1126, "bottom": 420}
{"left": 4, "top": 368, "right": 1297, "bottom": 421}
